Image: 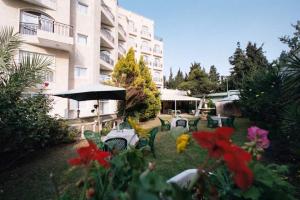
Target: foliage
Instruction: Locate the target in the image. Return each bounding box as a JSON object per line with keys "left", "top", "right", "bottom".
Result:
{"left": 112, "top": 48, "right": 160, "bottom": 121}
{"left": 279, "top": 21, "right": 300, "bottom": 55}
{"left": 138, "top": 58, "right": 161, "bottom": 121}
{"left": 0, "top": 27, "right": 75, "bottom": 158}
{"left": 238, "top": 23, "right": 300, "bottom": 163}
{"left": 210, "top": 163, "right": 295, "bottom": 200}
{"left": 239, "top": 65, "right": 282, "bottom": 133}
{"left": 228, "top": 42, "right": 269, "bottom": 89}
{"left": 127, "top": 117, "right": 149, "bottom": 138}
{"left": 178, "top": 62, "right": 214, "bottom": 95}
{"left": 59, "top": 127, "right": 296, "bottom": 199}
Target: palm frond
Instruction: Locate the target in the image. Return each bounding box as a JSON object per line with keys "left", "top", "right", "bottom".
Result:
{"left": 0, "top": 27, "right": 21, "bottom": 68}
{"left": 282, "top": 54, "right": 300, "bottom": 104}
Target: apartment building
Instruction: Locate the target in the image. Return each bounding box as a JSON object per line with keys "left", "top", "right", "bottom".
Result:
{"left": 0, "top": 0, "right": 164, "bottom": 119}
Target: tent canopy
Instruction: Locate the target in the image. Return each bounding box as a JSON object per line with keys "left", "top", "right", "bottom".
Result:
{"left": 53, "top": 84, "right": 126, "bottom": 101}
{"left": 160, "top": 89, "right": 201, "bottom": 102}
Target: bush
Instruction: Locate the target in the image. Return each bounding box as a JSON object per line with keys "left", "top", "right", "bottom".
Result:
{"left": 0, "top": 93, "right": 76, "bottom": 153}
{"left": 0, "top": 28, "right": 76, "bottom": 159}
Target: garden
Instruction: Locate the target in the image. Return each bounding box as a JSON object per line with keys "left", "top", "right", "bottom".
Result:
{"left": 0, "top": 21, "right": 299, "bottom": 200}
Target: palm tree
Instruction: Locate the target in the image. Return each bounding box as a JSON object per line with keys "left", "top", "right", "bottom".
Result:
{"left": 0, "top": 27, "right": 52, "bottom": 96}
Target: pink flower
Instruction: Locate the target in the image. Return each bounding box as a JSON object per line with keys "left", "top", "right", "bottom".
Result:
{"left": 247, "top": 126, "right": 270, "bottom": 149}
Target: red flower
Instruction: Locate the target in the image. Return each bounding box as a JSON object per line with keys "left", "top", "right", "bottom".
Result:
{"left": 68, "top": 142, "right": 111, "bottom": 168}
{"left": 193, "top": 127, "right": 253, "bottom": 190}
{"left": 193, "top": 127, "right": 234, "bottom": 158}
{"left": 223, "top": 145, "right": 253, "bottom": 190}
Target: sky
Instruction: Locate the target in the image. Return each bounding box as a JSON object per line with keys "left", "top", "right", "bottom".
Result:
{"left": 118, "top": 0, "right": 300, "bottom": 77}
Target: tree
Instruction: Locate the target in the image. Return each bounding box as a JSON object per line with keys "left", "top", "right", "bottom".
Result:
{"left": 229, "top": 42, "right": 246, "bottom": 89}
{"left": 173, "top": 68, "right": 185, "bottom": 88}
{"left": 138, "top": 57, "right": 161, "bottom": 121}
{"left": 279, "top": 21, "right": 300, "bottom": 55}
{"left": 166, "top": 68, "right": 176, "bottom": 89}
{"left": 178, "top": 62, "right": 213, "bottom": 95}
{"left": 208, "top": 65, "right": 220, "bottom": 92}
{"left": 0, "top": 28, "right": 72, "bottom": 157}
{"left": 112, "top": 48, "right": 160, "bottom": 121}
{"left": 229, "top": 42, "right": 269, "bottom": 89}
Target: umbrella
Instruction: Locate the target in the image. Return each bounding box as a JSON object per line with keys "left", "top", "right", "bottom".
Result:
{"left": 53, "top": 84, "right": 126, "bottom": 133}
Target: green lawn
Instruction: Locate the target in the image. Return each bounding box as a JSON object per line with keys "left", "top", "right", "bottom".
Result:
{"left": 0, "top": 117, "right": 250, "bottom": 200}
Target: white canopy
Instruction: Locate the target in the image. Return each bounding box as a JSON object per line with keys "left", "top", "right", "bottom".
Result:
{"left": 160, "top": 89, "right": 201, "bottom": 101}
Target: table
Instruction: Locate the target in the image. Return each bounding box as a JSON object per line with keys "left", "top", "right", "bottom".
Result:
{"left": 171, "top": 117, "right": 189, "bottom": 130}
{"left": 101, "top": 129, "right": 139, "bottom": 147}
{"left": 210, "top": 116, "right": 228, "bottom": 127}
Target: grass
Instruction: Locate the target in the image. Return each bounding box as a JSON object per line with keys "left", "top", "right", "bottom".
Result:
{"left": 143, "top": 117, "right": 250, "bottom": 180}
{"left": 0, "top": 117, "right": 250, "bottom": 200}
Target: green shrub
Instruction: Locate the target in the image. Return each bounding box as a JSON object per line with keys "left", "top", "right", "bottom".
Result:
{"left": 0, "top": 28, "right": 76, "bottom": 157}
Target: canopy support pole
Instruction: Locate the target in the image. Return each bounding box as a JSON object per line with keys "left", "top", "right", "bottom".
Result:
{"left": 175, "top": 100, "right": 177, "bottom": 117}
{"left": 97, "top": 100, "right": 101, "bottom": 134}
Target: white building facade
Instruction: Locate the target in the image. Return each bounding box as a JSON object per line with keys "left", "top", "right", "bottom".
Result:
{"left": 0, "top": 0, "right": 164, "bottom": 119}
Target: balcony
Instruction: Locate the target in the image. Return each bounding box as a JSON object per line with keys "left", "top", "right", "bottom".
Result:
{"left": 141, "top": 45, "right": 152, "bottom": 54}
{"left": 141, "top": 30, "right": 151, "bottom": 40}
{"left": 129, "top": 26, "right": 137, "bottom": 36}
{"left": 153, "top": 62, "right": 162, "bottom": 70}
{"left": 153, "top": 76, "right": 163, "bottom": 83}
{"left": 21, "top": 0, "right": 56, "bottom": 10}
{"left": 99, "top": 74, "right": 111, "bottom": 83}
{"left": 100, "top": 28, "right": 114, "bottom": 49}
{"left": 101, "top": 0, "right": 115, "bottom": 26}
{"left": 153, "top": 47, "right": 163, "bottom": 57}
{"left": 100, "top": 51, "right": 114, "bottom": 70}
{"left": 118, "top": 24, "right": 126, "bottom": 41}
{"left": 19, "top": 18, "right": 73, "bottom": 51}
{"left": 118, "top": 44, "right": 126, "bottom": 55}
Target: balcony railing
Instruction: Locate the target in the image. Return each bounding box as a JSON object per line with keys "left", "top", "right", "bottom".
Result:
{"left": 118, "top": 24, "right": 126, "bottom": 36}
{"left": 153, "top": 62, "right": 162, "bottom": 68}
{"left": 101, "top": 0, "right": 115, "bottom": 22}
{"left": 141, "top": 46, "right": 151, "bottom": 53}
{"left": 153, "top": 77, "right": 162, "bottom": 82}
{"left": 19, "top": 18, "right": 73, "bottom": 37}
{"left": 100, "top": 52, "right": 114, "bottom": 66}
{"left": 129, "top": 26, "right": 137, "bottom": 33}
{"left": 101, "top": 28, "right": 114, "bottom": 43}
{"left": 153, "top": 48, "right": 162, "bottom": 54}
{"left": 118, "top": 44, "right": 126, "bottom": 54}
{"left": 99, "top": 74, "right": 111, "bottom": 82}
{"left": 141, "top": 30, "right": 151, "bottom": 38}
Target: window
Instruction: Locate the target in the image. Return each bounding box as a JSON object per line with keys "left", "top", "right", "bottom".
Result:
{"left": 74, "top": 66, "right": 87, "bottom": 78}
{"left": 142, "top": 25, "right": 149, "bottom": 32}
{"left": 77, "top": 2, "right": 88, "bottom": 14}
{"left": 77, "top": 34, "right": 87, "bottom": 45}
{"left": 45, "top": 70, "right": 54, "bottom": 82}
{"left": 20, "top": 11, "right": 54, "bottom": 35}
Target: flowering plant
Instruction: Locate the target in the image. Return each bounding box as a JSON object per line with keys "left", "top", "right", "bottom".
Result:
{"left": 128, "top": 117, "right": 149, "bottom": 138}
{"left": 68, "top": 142, "right": 111, "bottom": 168}
{"left": 176, "top": 133, "right": 190, "bottom": 153}
{"left": 192, "top": 127, "right": 253, "bottom": 193}
{"left": 243, "top": 126, "right": 270, "bottom": 160}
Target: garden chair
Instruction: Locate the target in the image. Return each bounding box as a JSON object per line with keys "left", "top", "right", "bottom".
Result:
{"left": 159, "top": 117, "right": 171, "bottom": 131}
{"left": 188, "top": 118, "right": 200, "bottom": 131}
{"left": 207, "top": 116, "right": 218, "bottom": 128}
{"left": 84, "top": 130, "right": 104, "bottom": 149}
{"left": 104, "top": 137, "right": 127, "bottom": 153}
{"left": 119, "top": 121, "right": 132, "bottom": 130}
{"left": 221, "top": 116, "right": 235, "bottom": 127}
{"left": 136, "top": 127, "right": 159, "bottom": 158}
{"left": 176, "top": 119, "right": 187, "bottom": 128}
